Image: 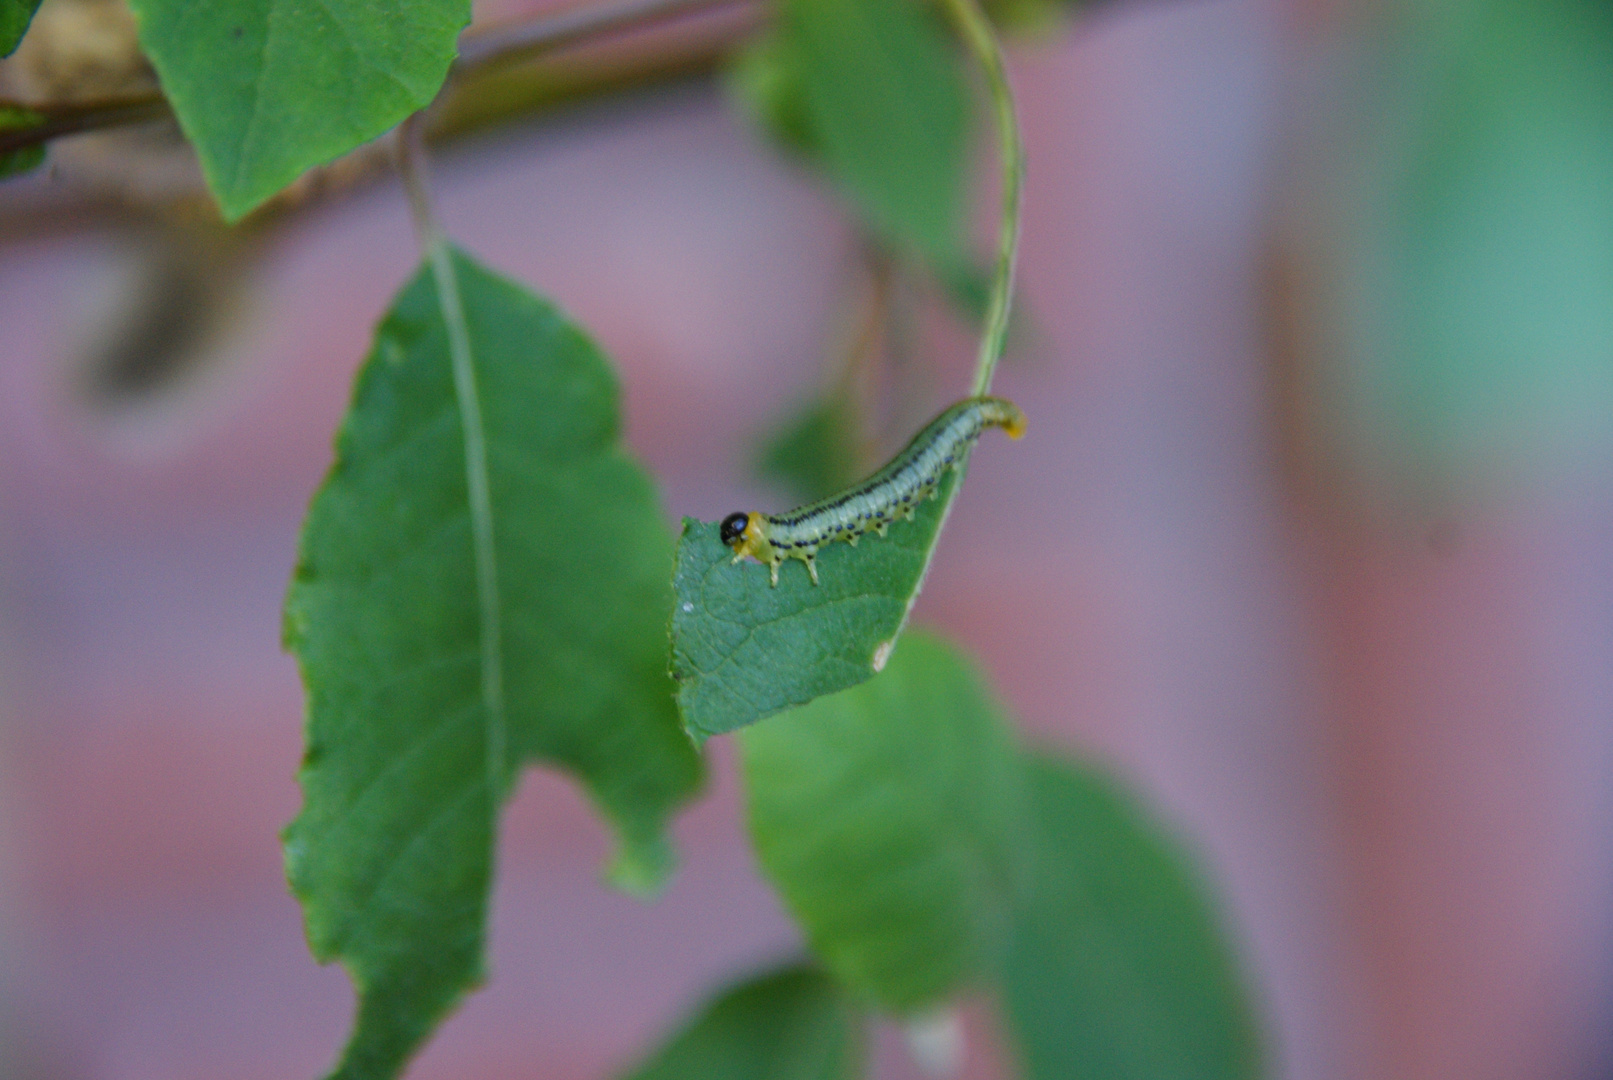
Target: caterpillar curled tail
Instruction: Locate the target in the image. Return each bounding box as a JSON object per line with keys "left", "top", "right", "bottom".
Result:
{"left": 721, "top": 395, "right": 1026, "bottom": 587}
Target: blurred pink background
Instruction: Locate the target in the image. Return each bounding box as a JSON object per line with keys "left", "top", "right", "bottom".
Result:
{"left": 3, "top": 0, "right": 1613, "bottom": 1078}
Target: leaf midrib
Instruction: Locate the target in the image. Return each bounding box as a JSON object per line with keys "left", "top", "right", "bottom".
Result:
{"left": 426, "top": 240, "right": 509, "bottom": 806}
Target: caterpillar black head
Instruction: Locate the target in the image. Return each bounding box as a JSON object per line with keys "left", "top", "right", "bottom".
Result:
{"left": 721, "top": 511, "right": 776, "bottom": 575}
{"left": 720, "top": 512, "right": 751, "bottom": 549}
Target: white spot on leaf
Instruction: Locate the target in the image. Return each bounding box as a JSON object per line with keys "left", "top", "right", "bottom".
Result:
{"left": 872, "top": 638, "right": 894, "bottom": 672}
{"left": 681, "top": 602, "right": 694, "bottom": 613}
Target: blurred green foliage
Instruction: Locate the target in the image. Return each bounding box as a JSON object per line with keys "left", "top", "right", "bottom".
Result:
{"left": 642, "top": 631, "right": 1264, "bottom": 1080}
{"left": 620, "top": 965, "right": 862, "bottom": 1080}
{"left": 1326, "top": 0, "right": 1613, "bottom": 493}
{"left": 1005, "top": 753, "right": 1263, "bottom": 1080}
{"left": 730, "top": 0, "right": 972, "bottom": 268}
{"left": 756, "top": 394, "right": 866, "bottom": 503}
{"left": 741, "top": 633, "right": 1024, "bottom": 1011}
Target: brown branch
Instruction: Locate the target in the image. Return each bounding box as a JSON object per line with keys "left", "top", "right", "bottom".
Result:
{"left": 453, "top": 0, "right": 754, "bottom": 73}
{"left": 0, "top": 93, "right": 168, "bottom": 156}
{"left": 0, "top": 0, "right": 756, "bottom": 161}
{"left": 0, "top": 20, "right": 756, "bottom": 242}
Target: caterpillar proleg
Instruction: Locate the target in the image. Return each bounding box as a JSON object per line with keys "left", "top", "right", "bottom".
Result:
{"left": 721, "top": 396, "right": 1026, "bottom": 586}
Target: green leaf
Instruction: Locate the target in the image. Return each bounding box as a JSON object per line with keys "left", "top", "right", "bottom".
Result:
{"left": 125, "top": 0, "right": 470, "bottom": 220}
{"left": 0, "top": 105, "right": 45, "bottom": 180}
{"left": 621, "top": 964, "right": 864, "bottom": 1080}
{"left": 784, "top": 0, "right": 972, "bottom": 266}
{"left": 755, "top": 394, "right": 864, "bottom": 504}
{"left": 284, "top": 246, "right": 701, "bottom": 1080}
{"left": 727, "top": 29, "right": 820, "bottom": 160}
{"left": 0, "top": 0, "right": 40, "bottom": 56}
{"left": 673, "top": 456, "right": 964, "bottom": 738}
{"left": 739, "top": 632, "right": 1024, "bottom": 1012}
{"left": 1003, "top": 752, "right": 1263, "bottom": 1080}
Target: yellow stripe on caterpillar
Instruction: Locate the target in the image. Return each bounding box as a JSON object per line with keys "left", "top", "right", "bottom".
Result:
{"left": 720, "top": 395, "right": 1026, "bottom": 587}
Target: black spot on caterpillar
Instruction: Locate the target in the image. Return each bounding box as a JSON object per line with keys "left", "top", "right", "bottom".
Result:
{"left": 722, "top": 395, "right": 1026, "bottom": 586}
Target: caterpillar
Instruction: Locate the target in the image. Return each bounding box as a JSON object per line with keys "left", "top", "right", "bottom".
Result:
{"left": 721, "top": 395, "right": 1026, "bottom": 587}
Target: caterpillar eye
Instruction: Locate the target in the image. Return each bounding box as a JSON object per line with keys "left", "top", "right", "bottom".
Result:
{"left": 720, "top": 513, "right": 750, "bottom": 547}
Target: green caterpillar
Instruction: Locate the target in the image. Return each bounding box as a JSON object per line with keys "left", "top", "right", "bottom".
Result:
{"left": 721, "top": 395, "right": 1026, "bottom": 586}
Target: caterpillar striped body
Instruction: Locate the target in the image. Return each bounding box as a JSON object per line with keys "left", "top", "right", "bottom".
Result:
{"left": 721, "top": 396, "right": 1026, "bottom": 586}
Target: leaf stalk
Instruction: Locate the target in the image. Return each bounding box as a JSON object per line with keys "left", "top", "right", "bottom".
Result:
{"left": 937, "top": 0, "right": 1023, "bottom": 398}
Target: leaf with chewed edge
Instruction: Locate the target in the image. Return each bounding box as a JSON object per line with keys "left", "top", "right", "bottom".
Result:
{"left": 284, "top": 247, "right": 700, "bottom": 1080}
{"left": 672, "top": 461, "right": 966, "bottom": 740}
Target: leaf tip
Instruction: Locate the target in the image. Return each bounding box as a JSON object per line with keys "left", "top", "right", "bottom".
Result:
{"left": 606, "top": 833, "right": 676, "bottom": 898}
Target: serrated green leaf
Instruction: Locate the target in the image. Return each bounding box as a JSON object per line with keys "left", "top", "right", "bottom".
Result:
{"left": 125, "top": 0, "right": 469, "bottom": 220}
{"left": 1003, "top": 752, "right": 1263, "bottom": 1080}
{"left": 739, "top": 633, "right": 1024, "bottom": 1012}
{"left": 284, "top": 246, "right": 701, "bottom": 1080}
{"left": 785, "top": 0, "right": 972, "bottom": 266}
{"left": 621, "top": 964, "right": 864, "bottom": 1080}
{"left": 672, "top": 459, "right": 964, "bottom": 739}
{"left": 755, "top": 395, "right": 864, "bottom": 504}
{"left": 0, "top": 0, "right": 40, "bottom": 56}
{"left": 0, "top": 105, "right": 45, "bottom": 180}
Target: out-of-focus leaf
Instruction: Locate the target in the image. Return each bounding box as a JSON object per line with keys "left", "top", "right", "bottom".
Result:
{"left": 937, "top": 259, "right": 1041, "bottom": 361}
{"left": 0, "top": 105, "right": 45, "bottom": 179}
{"left": 621, "top": 964, "right": 864, "bottom": 1080}
{"left": 728, "top": 29, "right": 819, "bottom": 159}
{"left": 1003, "top": 752, "right": 1262, "bottom": 1080}
{"left": 1325, "top": 0, "right": 1613, "bottom": 490}
{"left": 936, "top": 260, "right": 993, "bottom": 326}
{"left": 0, "top": 0, "right": 40, "bottom": 56}
{"left": 284, "top": 246, "right": 700, "bottom": 1080}
{"left": 785, "top": 0, "right": 971, "bottom": 266}
{"left": 739, "top": 632, "right": 1024, "bottom": 1012}
{"left": 126, "top": 0, "right": 469, "bottom": 220}
{"left": 756, "top": 394, "right": 864, "bottom": 504}
{"left": 979, "top": 0, "right": 1096, "bottom": 36}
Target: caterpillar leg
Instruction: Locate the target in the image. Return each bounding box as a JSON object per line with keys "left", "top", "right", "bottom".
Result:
{"left": 876, "top": 523, "right": 888, "bottom": 537}
{"left": 768, "top": 559, "right": 781, "bottom": 587}
{"left": 848, "top": 535, "right": 859, "bottom": 547}
{"left": 903, "top": 507, "right": 915, "bottom": 521}
{"left": 806, "top": 556, "right": 819, "bottom": 585}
